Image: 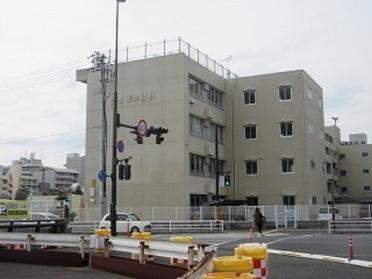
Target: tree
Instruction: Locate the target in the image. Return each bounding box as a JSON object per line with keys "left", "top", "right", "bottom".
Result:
{"left": 15, "top": 188, "right": 29, "bottom": 200}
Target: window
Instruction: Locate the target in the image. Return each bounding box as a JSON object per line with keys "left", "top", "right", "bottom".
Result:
{"left": 279, "top": 85, "right": 292, "bottom": 101}
{"left": 341, "top": 187, "right": 348, "bottom": 194}
{"left": 245, "top": 124, "right": 256, "bottom": 139}
{"left": 189, "top": 75, "right": 224, "bottom": 108}
{"left": 325, "top": 147, "right": 330, "bottom": 155}
{"left": 282, "top": 158, "right": 294, "bottom": 173}
{"left": 363, "top": 169, "right": 369, "bottom": 175}
{"left": 363, "top": 186, "right": 371, "bottom": 192}
{"left": 283, "top": 195, "right": 295, "bottom": 206}
{"left": 339, "top": 154, "right": 345, "bottom": 160}
{"left": 326, "top": 162, "right": 331, "bottom": 174}
{"left": 340, "top": 170, "right": 346, "bottom": 176}
{"left": 246, "top": 160, "right": 258, "bottom": 175}
{"left": 244, "top": 89, "right": 256, "bottom": 105}
{"left": 246, "top": 196, "right": 258, "bottom": 206}
{"left": 310, "top": 160, "right": 316, "bottom": 169}
{"left": 189, "top": 115, "right": 224, "bottom": 143}
{"left": 190, "top": 194, "right": 208, "bottom": 207}
{"left": 280, "top": 121, "right": 293, "bottom": 136}
{"left": 312, "top": 196, "right": 317, "bottom": 205}
{"left": 362, "top": 152, "right": 368, "bottom": 157}
{"left": 189, "top": 154, "right": 206, "bottom": 176}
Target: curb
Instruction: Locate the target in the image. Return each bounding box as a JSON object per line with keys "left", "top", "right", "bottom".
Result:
{"left": 268, "top": 249, "right": 372, "bottom": 269}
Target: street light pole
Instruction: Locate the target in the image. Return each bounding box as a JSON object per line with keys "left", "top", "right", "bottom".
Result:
{"left": 110, "top": 0, "right": 125, "bottom": 237}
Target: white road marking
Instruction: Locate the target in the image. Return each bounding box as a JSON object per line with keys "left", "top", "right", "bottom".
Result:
{"left": 269, "top": 249, "right": 372, "bottom": 269}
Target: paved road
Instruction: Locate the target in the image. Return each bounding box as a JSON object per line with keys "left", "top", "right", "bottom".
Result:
{"left": 0, "top": 262, "right": 131, "bottom": 279}
{"left": 154, "top": 229, "right": 372, "bottom": 279}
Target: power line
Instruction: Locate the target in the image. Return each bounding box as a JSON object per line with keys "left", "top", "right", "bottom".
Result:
{"left": 0, "top": 125, "right": 101, "bottom": 145}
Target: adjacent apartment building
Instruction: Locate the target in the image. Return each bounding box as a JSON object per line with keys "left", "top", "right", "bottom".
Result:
{"left": 78, "top": 39, "right": 357, "bottom": 213}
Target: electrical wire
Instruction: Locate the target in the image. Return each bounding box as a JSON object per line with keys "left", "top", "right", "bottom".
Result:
{"left": 0, "top": 125, "right": 101, "bottom": 145}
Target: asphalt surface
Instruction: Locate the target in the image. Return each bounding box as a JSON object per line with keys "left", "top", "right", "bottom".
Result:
{"left": 0, "top": 262, "right": 131, "bottom": 279}
{"left": 1, "top": 230, "right": 371, "bottom": 278}
{"left": 154, "top": 229, "right": 372, "bottom": 279}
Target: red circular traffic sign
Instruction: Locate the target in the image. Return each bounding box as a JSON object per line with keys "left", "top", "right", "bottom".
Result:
{"left": 137, "top": 120, "right": 147, "bottom": 138}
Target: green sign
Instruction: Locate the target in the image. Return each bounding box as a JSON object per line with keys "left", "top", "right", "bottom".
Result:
{"left": 0, "top": 199, "right": 29, "bottom": 219}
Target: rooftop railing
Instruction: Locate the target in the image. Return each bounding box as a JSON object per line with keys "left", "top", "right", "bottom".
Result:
{"left": 117, "top": 37, "right": 239, "bottom": 79}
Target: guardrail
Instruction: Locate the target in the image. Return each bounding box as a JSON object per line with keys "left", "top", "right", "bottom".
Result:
{"left": 68, "top": 220, "right": 224, "bottom": 234}
{"left": 152, "top": 220, "right": 224, "bottom": 232}
{"left": 0, "top": 232, "right": 87, "bottom": 257}
{"left": 328, "top": 220, "right": 372, "bottom": 234}
{"left": 0, "top": 219, "right": 67, "bottom": 233}
{"left": 0, "top": 232, "right": 208, "bottom": 269}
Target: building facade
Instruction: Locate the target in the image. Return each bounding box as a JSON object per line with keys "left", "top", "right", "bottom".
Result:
{"left": 77, "top": 40, "right": 371, "bottom": 214}
{"left": 65, "top": 153, "right": 86, "bottom": 187}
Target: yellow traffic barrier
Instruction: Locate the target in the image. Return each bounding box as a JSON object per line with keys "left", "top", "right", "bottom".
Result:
{"left": 202, "top": 272, "right": 256, "bottom": 279}
{"left": 169, "top": 235, "right": 193, "bottom": 243}
{"left": 235, "top": 243, "right": 268, "bottom": 279}
{"left": 132, "top": 232, "right": 152, "bottom": 241}
{"left": 213, "top": 256, "right": 253, "bottom": 273}
{"left": 234, "top": 243, "right": 267, "bottom": 259}
{"left": 95, "top": 228, "right": 111, "bottom": 237}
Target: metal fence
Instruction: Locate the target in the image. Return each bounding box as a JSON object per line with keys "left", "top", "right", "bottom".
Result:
{"left": 117, "top": 37, "right": 239, "bottom": 79}
{"left": 28, "top": 203, "right": 372, "bottom": 229}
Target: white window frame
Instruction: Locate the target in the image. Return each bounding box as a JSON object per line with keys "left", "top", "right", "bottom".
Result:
{"left": 363, "top": 185, "right": 371, "bottom": 192}
{"left": 278, "top": 85, "right": 292, "bottom": 102}
{"left": 243, "top": 89, "right": 256, "bottom": 105}
{"left": 363, "top": 169, "right": 369, "bottom": 175}
{"left": 245, "top": 160, "right": 258, "bottom": 176}
{"left": 280, "top": 121, "right": 293, "bottom": 137}
{"left": 281, "top": 158, "right": 294, "bottom": 174}
{"left": 244, "top": 124, "right": 257, "bottom": 140}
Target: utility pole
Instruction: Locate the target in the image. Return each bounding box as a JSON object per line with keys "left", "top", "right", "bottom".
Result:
{"left": 91, "top": 52, "right": 112, "bottom": 218}
{"left": 215, "top": 126, "right": 220, "bottom": 220}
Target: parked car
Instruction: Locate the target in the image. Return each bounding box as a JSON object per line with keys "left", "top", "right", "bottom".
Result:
{"left": 99, "top": 213, "right": 151, "bottom": 233}
{"left": 317, "top": 207, "right": 343, "bottom": 221}
{"left": 30, "top": 213, "right": 61, "bottom": 221}
{"left": 359, "top": 205, "right": 372, "bottom": 219}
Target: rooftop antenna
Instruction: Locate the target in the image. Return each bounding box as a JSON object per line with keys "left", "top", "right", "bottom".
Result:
{"left": 332, "top": 117, "right": 338, "bottom": 126}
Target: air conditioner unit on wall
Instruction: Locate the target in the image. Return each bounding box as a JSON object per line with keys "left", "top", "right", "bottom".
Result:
{"left": 204, "top": 145, "right": 214, "bottom": 157}
{"left": 204, "top": 108, "right": 213, "bottom": 119}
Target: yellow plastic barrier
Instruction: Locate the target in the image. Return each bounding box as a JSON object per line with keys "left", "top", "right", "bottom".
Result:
{"left": 202, "top": 272, "right": 256, "bottom": 279}
{"left": 234, "top": 243, "right": 267, "bottom": 260}
{"left": 132, "top": 232, "right": 152, "bottom": 241}
{"left": 169, "top": 235, "right": 193, "bottom": 243}
{"left": 213, "top": 256, "right": 253, "bottom": 273}
{"left": 240, "top": 273, "right": 256, "bottom": 279}
{"left": 95, "top": 228, "right": 111, "bottom": 237}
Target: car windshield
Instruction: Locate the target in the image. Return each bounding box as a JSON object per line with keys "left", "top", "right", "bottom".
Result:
{"left": 319, "top": 208, "right": 339, "bottom": 214}
{"left": 47, "top": 214, "right": 60, "bottom": 220}
{"left": 128, "top": 214, "right": 141, "bottom": 221}
{"left": 319, "top": 208, "right": 328, "bottom": 214}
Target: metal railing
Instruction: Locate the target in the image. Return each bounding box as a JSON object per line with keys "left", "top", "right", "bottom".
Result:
{"left": 0, "top": 219, "right": 67, "bottom": 233}
{"left": 117, "top": 37, "right": 238, "bottom": 79}
{"left": 328, "top": 220, "right": 372, "bottom": 234}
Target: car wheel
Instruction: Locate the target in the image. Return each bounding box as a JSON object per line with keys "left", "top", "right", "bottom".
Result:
{"left": 131, "top": 227, "right": 140, "bottom": 233}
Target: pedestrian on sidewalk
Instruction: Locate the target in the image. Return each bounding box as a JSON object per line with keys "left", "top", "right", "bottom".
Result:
{"left": 253, "top": 207, "right": 265, "bottom": 236}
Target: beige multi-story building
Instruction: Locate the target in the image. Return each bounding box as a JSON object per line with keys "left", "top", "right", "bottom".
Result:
{"left": 338, "top": 134, "right": 372, "bottom": 203}
{"left": 77, "top": 40, "right": 370, "bottom": 215}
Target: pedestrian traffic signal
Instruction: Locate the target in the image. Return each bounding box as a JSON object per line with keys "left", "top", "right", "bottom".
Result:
{"left": 224, "top": 175, "right": 231, "bottom": 187}
{"left": 118, "top": 164, "right": 131, "bottom": 180}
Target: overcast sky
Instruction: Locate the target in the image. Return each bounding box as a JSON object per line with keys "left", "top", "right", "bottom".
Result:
{"left": 0, "top": 0, "right": 371, "bottom": 168}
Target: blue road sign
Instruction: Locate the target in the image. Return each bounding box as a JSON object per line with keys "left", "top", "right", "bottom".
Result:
{"left": 117, "top": 140, "right": 125, "bottom": 153}
{"left": 98, "top": 170, "right": 106, "bottom": 182}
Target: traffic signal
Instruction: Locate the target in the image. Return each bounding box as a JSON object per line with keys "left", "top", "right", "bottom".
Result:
{"left": 131, "top": 130, "right": 143, "bottom": 144}
{"left": 224, "top": 175, "right": 231, "bottom": 187}
{"left": 118, "top": 164, "right": 131, "bottom": 180}
{"left": 147, "top": 126, "right": 168, "bottom": 144}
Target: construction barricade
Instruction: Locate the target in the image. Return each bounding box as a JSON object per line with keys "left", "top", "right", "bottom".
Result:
{"left": 235, "top": 243, "right": 268, "bottom": 279}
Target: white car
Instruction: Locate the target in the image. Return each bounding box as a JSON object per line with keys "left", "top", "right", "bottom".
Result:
{"left": 31, "top": 213, "right": 61, "bottom": 221}
{"left": 317, "top": 207, "right": 343, "bottom": 221}
{"left": 99, "top": 213, "right": 151, "bottom": 233}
